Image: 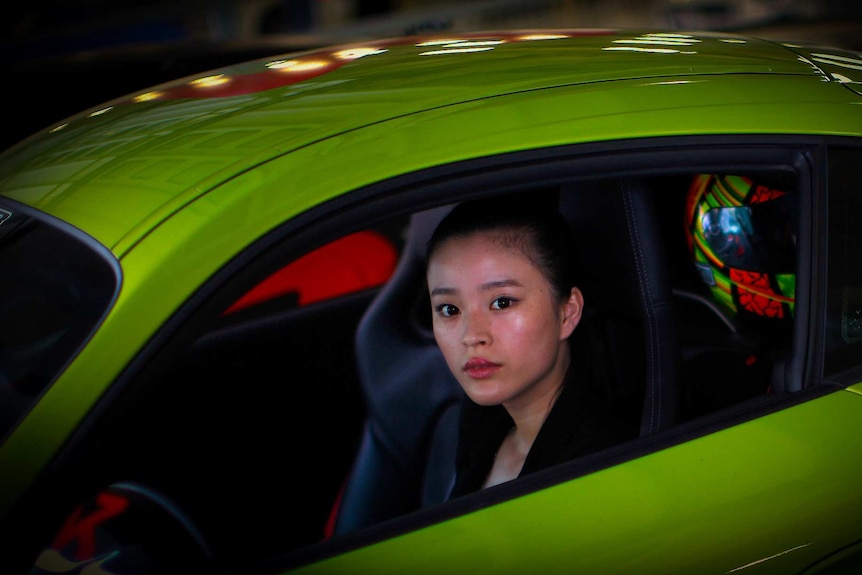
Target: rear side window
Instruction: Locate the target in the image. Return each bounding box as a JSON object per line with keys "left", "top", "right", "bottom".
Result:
{"left": 825, "top": 147, "right": 862, "bottom": 377}
{"left": 0, "top": 201, "right": 119, "bottom": 441}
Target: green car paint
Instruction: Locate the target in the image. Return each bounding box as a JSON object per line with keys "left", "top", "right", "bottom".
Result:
{"left": 1, "top": 30, "right": 856, "bottom": 252}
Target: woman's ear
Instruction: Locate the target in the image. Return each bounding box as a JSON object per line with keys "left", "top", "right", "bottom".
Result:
{"left": 560, "top": 287, "right": 584, "bottom": 340}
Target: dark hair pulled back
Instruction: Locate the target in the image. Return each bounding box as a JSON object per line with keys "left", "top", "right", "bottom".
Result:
{"left": 426, "top": 194, "right": 580, "bottom": 301}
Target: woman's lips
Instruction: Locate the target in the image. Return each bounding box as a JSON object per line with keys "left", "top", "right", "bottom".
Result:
{"left": 463, "top": 358, "right": 501, "bottom": 379}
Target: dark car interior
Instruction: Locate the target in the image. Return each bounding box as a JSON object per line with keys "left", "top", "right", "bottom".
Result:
{"left": 22, "top": 168, "right": 798, "bottom": 573}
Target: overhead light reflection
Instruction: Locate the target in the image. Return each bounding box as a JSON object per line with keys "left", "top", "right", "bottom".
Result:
{"left": 50, "top": 123, "right": 68, "bottom": 133}
{"left": 719, "top": 38, "right": 747, "bottom": 44}
{"left": 443, "top": 40, "right": 505, "bottom": 47}
{"left": 641, "top": 80, "right": 698, "bottom": 86}
{"left": 89, "top": 107, "right": 112, "bottom": 117}
{"left": 333, "top": 47, "right": 388, "bottom": 60}
{"left": 133, "top": 91, "right": 164, "bottom": 103}
{"left": 190, "top": 74, "right": 230, "bottom": 88}
{"left": 832, "top": 73, "right": 856, "bottom": 83}
{"left": 266, "top": 60, "right": 329, "bottom": 72}
{"left": 726, "top": 543, "right": 812, "bottom": 573}
{"left": 603, "top": 46, "right": 684, "bottom": 54}
{"left": 420, "top": 47, "right": 495, "bottom": 56}
{"left": 812, "top": 52, "right": 862, "bottom": 71}
{"left": 645, "top": 33, "right": 694, "bottom": 38}
{"left": 518, "top": 34, "right": 570, "bottom": 41}
{"left": 416, "top": 39, "right": 464, "bottom": 46}
{"left": 641, "top": 33, "right": 698, "bottom": 42}
{"left": 605, "top": 33, "right": 699, "bottom": 54}
{"left": 612, "top": 38, "right": 700, "bottom": 46}
{"left": 266, "top": 59, "right": 296, "bottom": 70}
{"left": 796, "top": 55, "right": 821, "bottom": 70}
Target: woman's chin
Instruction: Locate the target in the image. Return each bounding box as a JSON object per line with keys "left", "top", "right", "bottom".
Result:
{"left": 463, "top": 385, "right": 507, "bottom": 407}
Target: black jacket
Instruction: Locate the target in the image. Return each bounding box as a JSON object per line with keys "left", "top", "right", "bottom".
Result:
{"left": 449, "top": 368, "right": 638, "bottom": 498}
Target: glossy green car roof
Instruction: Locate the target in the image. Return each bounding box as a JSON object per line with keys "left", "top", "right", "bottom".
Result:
{"left": 1, "top": 29, "right": 861, "bottom": 255}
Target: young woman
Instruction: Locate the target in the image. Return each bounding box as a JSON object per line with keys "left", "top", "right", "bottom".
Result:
{"left": 425, "top": 196, "right": 637, "bottom": 496}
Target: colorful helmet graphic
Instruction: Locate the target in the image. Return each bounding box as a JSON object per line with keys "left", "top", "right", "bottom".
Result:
{"left": 684, "top": 174, "right": 797, "bottom": 321}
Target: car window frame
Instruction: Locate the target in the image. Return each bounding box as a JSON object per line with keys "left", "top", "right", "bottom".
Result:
{"left": 0, "top": 197, "right": 122, "bottom": 442}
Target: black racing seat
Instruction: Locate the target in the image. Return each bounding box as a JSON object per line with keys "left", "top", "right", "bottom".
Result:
{"left": 332, "top": 205, "right": 461, "bottom": 535}
{"left": 333, "top": 179, "right": 680, "bottom": 535}
{"left": 560, "top": 178, "right": 680, "bottom": 436}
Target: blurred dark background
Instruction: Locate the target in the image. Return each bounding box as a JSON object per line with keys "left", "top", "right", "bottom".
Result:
{"left": 4, "top": 0, "right": 862, "bottom": 151}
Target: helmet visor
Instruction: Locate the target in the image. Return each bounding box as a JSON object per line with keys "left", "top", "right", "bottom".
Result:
{"left": 701, "top": 194, "right": 797, "bottom": 273}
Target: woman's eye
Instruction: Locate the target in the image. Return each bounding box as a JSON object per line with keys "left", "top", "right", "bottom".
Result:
{"left": 436, "top": 303, "right": 459, "bottom": 317}
{"left": 491, "top": 297, "right": 514, "bottom": 310}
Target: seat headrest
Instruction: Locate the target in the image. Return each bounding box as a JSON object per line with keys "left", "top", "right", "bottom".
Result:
{"left": 404, "top": 205, "right": 453, "bottom": 264}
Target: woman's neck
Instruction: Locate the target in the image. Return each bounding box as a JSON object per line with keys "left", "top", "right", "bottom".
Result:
{"left": 482, "top": 351, "right": 570, "bottom": 489}
{"left": 504, "top": 349, "right": 570, "bottom": 445}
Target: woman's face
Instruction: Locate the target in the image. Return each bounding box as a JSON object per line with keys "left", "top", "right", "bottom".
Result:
{"left": 427, "top": 231, "right": 582, "bottom": 410}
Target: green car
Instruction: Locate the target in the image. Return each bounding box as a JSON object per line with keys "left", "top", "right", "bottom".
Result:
{"left": 2, "top": 28, "right": 862, "bottom": 574}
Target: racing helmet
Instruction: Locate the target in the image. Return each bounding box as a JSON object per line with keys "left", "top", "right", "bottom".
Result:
{"left": 684, "top": 174, "right": 797, "bottom": 321}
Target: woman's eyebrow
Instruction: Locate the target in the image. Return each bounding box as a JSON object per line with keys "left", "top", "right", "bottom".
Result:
{"left": 481, "top": 278, "right": 523, "bottom": 291}
{"left": 430, "top": 279, "right": 522, "bottom": 297}
{"left": 430, "top": 286, "right": 457, "bottom": 297}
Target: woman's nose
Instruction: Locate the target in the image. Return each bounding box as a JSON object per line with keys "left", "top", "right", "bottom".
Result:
{"left": 461, "top": 311, "right": 490, "bottom": 346}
